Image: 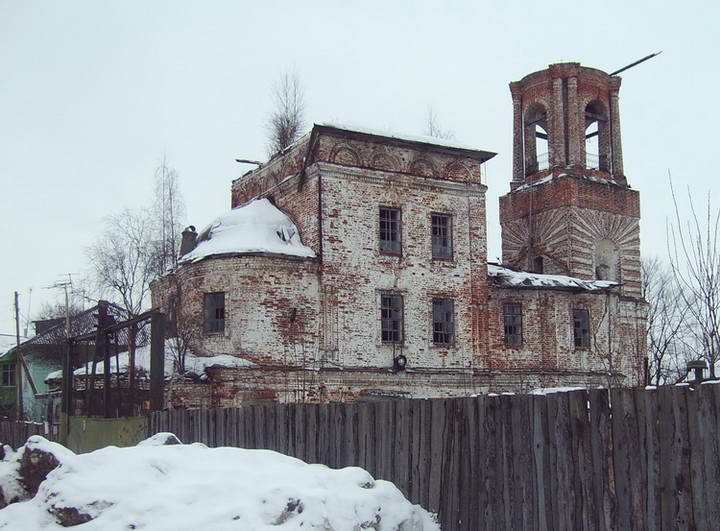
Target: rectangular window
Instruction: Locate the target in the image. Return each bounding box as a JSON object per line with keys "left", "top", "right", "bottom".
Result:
{"left": 432, "top": 299, "right": 455, "bottom": 345}
{"left": 381, "top": 294, "right": 403, "bottom": 343}
{"left": 1, "top": 364, "right": 15, "bottom": 386}
{"left": 503, "top": 303, "right": 523, "bottom": 346}
{"left": 573, "top": 309, "right": 591, "bottom": 349}
{"left": 379, "top": 207, "right": 401, "bottom": 254}
{"left": 431, "top": 214, "right": 453, "bottom": 259}
{"left": 204, "top": 292, "right": 225, "bottom": 334}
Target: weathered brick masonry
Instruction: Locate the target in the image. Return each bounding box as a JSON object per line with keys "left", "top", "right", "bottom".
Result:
{"left": 151, "top": 63, "right": 647, "bottom": 407}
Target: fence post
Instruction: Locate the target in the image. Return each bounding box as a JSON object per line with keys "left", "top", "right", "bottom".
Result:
{"left": 150, "top": 313, "right": 166, "bottom": 411}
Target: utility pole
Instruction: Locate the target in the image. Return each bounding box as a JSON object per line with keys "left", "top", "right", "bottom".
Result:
{"left": 14, "top": 292, "right": 23, "bottom": 420}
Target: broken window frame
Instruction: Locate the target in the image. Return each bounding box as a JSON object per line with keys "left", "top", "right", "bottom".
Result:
{"left": 379, "top": 207, "right": 402, "bottom": 255}
{"left": 573, "top": 309, "right": 591, "bottom": 349}
{"left": 431, "top": 213, "right": 453, "bottom": 260}
{"left": 381, "top": 294, "right": 404, "bottom": 343}
{"left": 1, "top": 363, "right": 15, "bottom": 386}
{"left": 503, "top": 303, "right": 523, "bottom": 346}
{"left": 432, "top": 298, "right": 455, "bottom": 345}
{"left": 204, "top": 292, "right": 226, "bottom": 334}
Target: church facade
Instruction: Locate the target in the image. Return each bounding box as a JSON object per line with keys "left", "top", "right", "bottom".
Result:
{"left": 151, "top": 63, "right": 647, "bottom": 407}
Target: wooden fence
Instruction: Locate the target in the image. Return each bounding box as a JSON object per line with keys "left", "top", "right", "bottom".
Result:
{"left": 0, "top": 421, "right": 58, "bottom": 449}
{"left": 149, "top": 385, "right": 720, "bottom": 531}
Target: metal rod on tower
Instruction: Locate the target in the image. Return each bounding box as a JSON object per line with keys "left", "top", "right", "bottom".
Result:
{"left": 609, "top": 51, "right": 662, "bottom": 76}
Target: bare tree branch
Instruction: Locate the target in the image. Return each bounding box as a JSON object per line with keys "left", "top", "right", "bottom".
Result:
{"left": 425, "top": 106, "right": 455, "bottom": 140}
{"left": 86, "top": 209, "right": 162, "bottom": 316}
{"left": 667, "top": 172, "right": 720, "bottom": 377}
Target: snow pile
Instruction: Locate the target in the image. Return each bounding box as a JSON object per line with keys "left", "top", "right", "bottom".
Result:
{"left": 488, "top": 264, "right": 616, "bottom": 291}
{"left": 179, "top": 198, "right": 315, "bottom": 264}
{"left": 0, "top": 436, "right": 439, "bottom": 531}
{"left": 0, "top": 436, "right": 74, "bottom": 509}
{"left": 45, "top": 340, "right": 256, "bottom": 383}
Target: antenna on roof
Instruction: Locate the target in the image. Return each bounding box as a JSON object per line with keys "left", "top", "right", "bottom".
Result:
{"left": 609, "top": 51, "right": 662, "bottom": 76}
{"left": 235, "top": 159, "right": 262, "bottom": 166}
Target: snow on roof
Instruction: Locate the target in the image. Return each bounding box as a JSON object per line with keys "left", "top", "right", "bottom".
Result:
{"left": 512, "top": 172, "right": 621, "bottom": 192}
{"left": 44, "top": 340, "right": 257, "bottom": 383}
{"left": 0, "top": 334, "right": 24, "bottom": 359}
{"left": 316, "top": 121, "right": 495, "bottom": 157}
{"left": 0, "top": 436, "right": 440, "bottom": 530}
{"left": 179, "top": 198, "right": 315, "bottom": 264}
{"left": 488, "top": 264, "right": 617, "bottom": 291}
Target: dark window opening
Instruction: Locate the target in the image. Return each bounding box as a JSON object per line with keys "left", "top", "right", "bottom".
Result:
{"left": 204, "top": 292, "right": 225, "bottom": 334}
{"left": 431, "top": 214, "right": 453, "bottom": 259}
{"left": 381, "top": 294, "right": 403, "bottom": 343}
{"left": 379, "top": 207, "right": 401, "bottom": 254}
{"left": 504, "top": 303, "right": 523, "bottom": 346}
{"left": 432, "top": 299, "right": 455, "bottom": 344}
{"left": 573, "top": 309, "right": 591, "bottom": 349}
{"left": 1, "top": 363, "right": 15, "bottom": 386}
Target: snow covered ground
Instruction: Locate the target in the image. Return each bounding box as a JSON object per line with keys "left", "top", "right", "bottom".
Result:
{"left": 0, "top": 435, "right": 439, "bottom": 531}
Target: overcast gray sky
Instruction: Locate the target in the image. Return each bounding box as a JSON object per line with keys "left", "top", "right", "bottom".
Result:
{"left": 1, "top": 0, "right": 717, "bottom": 335}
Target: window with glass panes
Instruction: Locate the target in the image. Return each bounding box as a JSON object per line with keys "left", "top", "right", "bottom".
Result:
{"left": 573, "top": 309, "right": 590, "bottom": 348}
{"left": 431, "top": 214, "right": 452, "bottom": 259}
{"left": 379, "top": 207, "right": 401, "bottom": 254}
{"left": 432, "top": 299, "right": 454, "bottom": 344}
{"left": 1, "top": 364, "right": 15, "bottom": 386}
{"left": 503, "top": 303, "right": 523, "bottom": 345}
{"left": 381, "top": 294, "right": 403, "bottom": 343}
{"left": 204, "top": 292, "right": 225, "bottom": 334}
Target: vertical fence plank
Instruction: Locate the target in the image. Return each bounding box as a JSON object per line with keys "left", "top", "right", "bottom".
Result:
{"left": 702, "top": 384, "right": 720, "bottom": 530}
{"left": 531, "top": 395, "right": 552, "bottom": 531}
{"left": 427, "top": 398, "right": 447, "bottom": 517}
{"left": 408, "top": 399, "right": 423, "bottom": 506}
{"left": 639, "top": 389, "right": 660, "bottom": 531}
{"left": 673, "top": 386, "right": 694, "bottom": 529}
{"left": 486, "top": 395, "right": 504, "bottom": 530}
{"left": 553, "top": 391, "right": 574, "bottom": 531}
{"left": 610, "top": 388, "right": 632, "bottom": 530}
{"left": 687, "top": 385, "right": 707, "bottom": 530}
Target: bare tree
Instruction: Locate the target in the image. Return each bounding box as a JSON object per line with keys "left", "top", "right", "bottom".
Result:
{"left": 590, "top": 292, "right": 624, "bottom": 388}
{"left": 642, "top": 257, "right": 692, "bottom": 385}
{"left": 33, "top": 298, "right": 84, "bottom": 322}
{"left": 667, "top": 178, "right": 720, "bottom": 378}
{"left": 266, "top": 72, "right": 305, "bottom": 156}
{"left": 153, "top": 155, "right": 186, "bottom": 273}
{"left": 86, "top": 209, "right": 161, "bottom": 316}
{"left": 425, "top": 106, "right": 455, "bottom": 140}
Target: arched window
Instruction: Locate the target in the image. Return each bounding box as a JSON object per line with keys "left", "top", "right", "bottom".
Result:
{"left": 585, "top": 101, "right": 610, "bottom": 172}
{"left": 524, "top": 103, "right": 548, "bottom": 175}
{"left": 594, "top": 239, "right": 619, "bottom": 281}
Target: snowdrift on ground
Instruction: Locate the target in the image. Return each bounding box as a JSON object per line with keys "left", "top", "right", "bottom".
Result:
{"left": 0, "top": 435, "right": 439, "bottom": 531}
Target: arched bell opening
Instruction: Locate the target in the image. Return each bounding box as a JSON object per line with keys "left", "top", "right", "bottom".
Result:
{"left": 524, "top": 103, "right": 549, "bottom": 176}
{"left": 585, "top": 100, "right": 610, "bottom": 172}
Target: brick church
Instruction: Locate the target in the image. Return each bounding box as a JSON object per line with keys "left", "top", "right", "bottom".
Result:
{"left": 152, "top": 62, "right": 647, "bottom": 407}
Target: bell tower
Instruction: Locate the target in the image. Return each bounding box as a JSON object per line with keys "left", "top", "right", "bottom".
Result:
{"left": 499, "top": 63, "right": 641, "bottom": 297}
